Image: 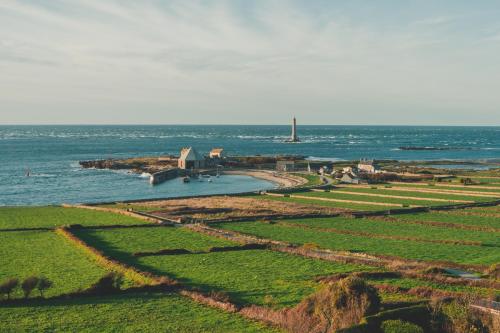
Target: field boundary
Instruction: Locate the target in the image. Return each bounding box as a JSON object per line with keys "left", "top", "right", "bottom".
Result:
{"left": 188, "top": 224, "right": 495, "bottom": 281}
{"left": 52, "top": 225, "right": 285, "bottom": 329}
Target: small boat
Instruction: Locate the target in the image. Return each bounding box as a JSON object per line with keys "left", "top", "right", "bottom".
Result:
{"left": 182, "top": 177, "right": 190, "bottom": 183}
{"left": 207, "top": 178, "right": 212, "bottom": 182}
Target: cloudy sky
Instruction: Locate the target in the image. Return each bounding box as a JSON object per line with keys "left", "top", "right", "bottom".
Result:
{"left": 1, "top": 0, "right": 500, "bottom": 125}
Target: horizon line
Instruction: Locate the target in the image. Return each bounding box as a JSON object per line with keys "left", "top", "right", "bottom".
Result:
{"left": 1, "top": 123, "right": 499, "bottom": 127}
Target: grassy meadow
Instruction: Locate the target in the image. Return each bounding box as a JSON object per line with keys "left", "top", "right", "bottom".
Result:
{"left": 0, "top": 293, "right": 279, "bottom": 333}
{"left": 0, "top": 206, "right": 148, "bottom": 229}
{"left": 73, "top": 227, "right": 373, "bottom": 307}
{"left": 215, "top": 221, "right": 500, "bottom": 266}
{"left": 0, "top": 230, "right": 107, "bottom": 298}
{"left": 278, "top": 217, "right": 500, "bottom": 246}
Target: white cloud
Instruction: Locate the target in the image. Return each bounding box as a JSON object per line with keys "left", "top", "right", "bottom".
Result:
{"left": 0, "top": 0, "right": 499, "bottom": 125}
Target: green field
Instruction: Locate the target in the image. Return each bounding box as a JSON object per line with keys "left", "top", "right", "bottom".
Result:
{"left": 278, "top": 217, "right": 500, "bottom": 246}
{"left": 75, "top": 226, "right": 236, "bottom": 257}
{"left": 333, "top": 187, "right": 491, "bottom": 202}
{"left": 297, "top": 191, "right": 463, "bottom": 207}
{"left": 250, "top": 194, "right": 394, "bottom": 211}
{"left": 393, "top": 211, "right": 500, "bottom": 229}
{"left": 0, "top": 292, "right": 278, "bottom": 333}
{"left": 0, "top": 230, "right": 107, "bottom": 298}
{"left": 0, "top": 206, "right": 148, "bottom": 229}
{"left": 292, "top": 173, "right": 323, "bottom": 186}
{"left": 73, "top": 227, "right": 373, "bottom": 307}
{"left": 389, "top": 183, "right": 500, "bottom": 194}
{"left": 215, "top": 221, "right": 500, "bottom": 266}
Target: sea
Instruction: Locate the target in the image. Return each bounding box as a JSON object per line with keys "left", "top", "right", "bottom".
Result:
{"left": 1, "top": 125, "right": 499, "bottom": 206}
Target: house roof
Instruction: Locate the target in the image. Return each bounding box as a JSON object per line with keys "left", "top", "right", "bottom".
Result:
{"left": 179, "top": 147, "right": 202, "bottom": 161}
{"left": 210, "top": 148, "right": 224, "bottom": 154}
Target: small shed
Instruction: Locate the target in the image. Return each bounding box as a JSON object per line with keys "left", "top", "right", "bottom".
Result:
{"left": 276, "top": 160, "right": 295, "bottom": 172}
{"left": 178, "top": 147, "right": 205, "bottom": 169}
{"left": 209, "top": 148, "right": 225, "bottom": 159}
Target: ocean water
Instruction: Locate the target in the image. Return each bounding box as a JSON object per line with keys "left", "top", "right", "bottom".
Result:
{"left": 1, "top": 125, "right": 498, "bottom": 206}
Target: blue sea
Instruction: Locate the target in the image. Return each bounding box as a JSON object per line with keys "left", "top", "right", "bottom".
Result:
{"left": 1, "top": 125, "right": 499, "bottom": 206}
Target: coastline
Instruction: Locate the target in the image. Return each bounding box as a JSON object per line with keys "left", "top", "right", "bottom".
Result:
{"left": 223, "top": 169, "right": 308, "bottom": 188}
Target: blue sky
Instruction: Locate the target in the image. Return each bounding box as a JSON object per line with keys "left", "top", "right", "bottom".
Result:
{"left": 1, "top": 0, "right": 499, "bottom": 125}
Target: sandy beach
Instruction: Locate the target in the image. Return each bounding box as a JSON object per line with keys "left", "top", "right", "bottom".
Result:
{"left": 223, "top": 169, "right": 308, "bottom": 188}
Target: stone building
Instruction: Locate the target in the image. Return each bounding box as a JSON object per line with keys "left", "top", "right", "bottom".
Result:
{"left": 358, "top": 159, "right": 379, "bottom": 174}
{"left": 178, "top": 147, "right": 205, "bottom": 169}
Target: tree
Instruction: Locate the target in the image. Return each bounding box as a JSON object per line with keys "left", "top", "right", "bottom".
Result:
{"left": 36, "top": 276, "right": 53, "bottom": 298}
{"left": 21, "top": 276, "right": 39, "bottom": 299}
{"left": 0, "top": 278, "right": 19, "bottom": 300}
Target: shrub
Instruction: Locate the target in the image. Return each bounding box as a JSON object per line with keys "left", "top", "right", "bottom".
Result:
{"left": 21, "top": 276, "right": 39, "bottom": 299}
{"left": 0, "top": 278, "right": 19, "bottom": 300}
{"left": 36, "top": 276, "right": 53, "bottom": 297}
{"left": 85, "top": 272, "right": 123, "bottom": 295}
{"left": 486, "top": 263, "right": 499, "bottom": 279}
{"left": 431, "top": 297, "right": 494, "bottom": 333}
{"left": 209, "top": 290, "right": 231, "bottom": 303}
{"left": 296, "top": 277, "right": 381, "bottom": 332}
{"left": 381, "top": 320, "right": 423, "bottom": 333}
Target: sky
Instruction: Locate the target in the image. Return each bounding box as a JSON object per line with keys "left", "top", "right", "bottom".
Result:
{"left": 1, "top": 0, "right": 500, "bottom": 125}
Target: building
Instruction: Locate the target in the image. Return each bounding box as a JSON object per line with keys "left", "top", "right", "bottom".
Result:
{"left": 276, "top": 160, "right": 295, "bottom": 172}
{"left": 340, "top": 172, "right": 362, "bottom": 184}
{"left": 285, "top": 116, "right": 300, "bottom": 143}
{"left": 358, "top": 159, "right": 379, "bottom": 174}
{"left": 209, "top": 148, "right": 225, "bottom": 159}
{"left": 178, "top": 147, "right": 205, "bottom": 169}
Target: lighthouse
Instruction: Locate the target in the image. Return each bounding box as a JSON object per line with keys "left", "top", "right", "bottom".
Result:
{"left": 286, "top": 116, "right": 300, "bottom": 143}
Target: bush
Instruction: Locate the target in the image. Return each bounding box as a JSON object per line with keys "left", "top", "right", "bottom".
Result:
{"left": 431, "top": 297, "right": 495, "bottom": 333}
{"left": 0, "top": 278, "right": 19, "bottom": 300}
{"left": 21, "top": 276, "right": 39, "bottom": 299}
{"left": 296, "top": 276, "right": 381, "bottom": 332}
{"left": 381, "top": 320, "right": 423, "bottom": 333}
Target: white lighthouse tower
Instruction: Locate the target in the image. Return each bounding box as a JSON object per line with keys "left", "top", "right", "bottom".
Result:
{"left": 286, "top": 116, "right": 300, "bottom": 143}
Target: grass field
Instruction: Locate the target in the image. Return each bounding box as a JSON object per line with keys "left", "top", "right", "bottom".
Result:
{"left": 333, "top": 187, "right": 491, "bottom": 202}
{"left": 73, "top": 227, "right": 373, "bottom": 307}
{"left": 0, "top": 206, "right": 148, "bottom": 229}
{"left": 292, "top": 173, "right": 323, "bottom": 186}
{"left": 0, "top": 230, "right": 107, "bottom": 298}
{"left": 389, "top": 182, "right": 500, "bottom": 194}
{"left": 393, "top": 211, "right": 500, "bottom": 229}
{"left": 74, "top": 226, "right": 236, "bottom": 258}
{"left": 278, "top": 217, "right": 500, "bottom": 246}
{"left": 215, "top": 221, "right": 500, "bottom": 266}
{"left": 0, "top": 292, "right": 279, "bottom": 333}
{"left": 250, "top": 194, "right": 394, "bottom": 211}
{"left": 296, "top": 191, "right": 464, "bottom": 207}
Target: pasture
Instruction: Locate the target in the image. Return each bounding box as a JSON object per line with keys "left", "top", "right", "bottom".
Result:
{"left": 0, "top": 293, "right": 278, "bottom": 333}
{"left": 73, "top": 227, "right": 373, "bottom": 307}
{"left": 0, "top": 230, "right": 107, "bottom": 298}
{"left": 0, "top": 206, "right": 148, "bottom": 229}
{"left": 215, "top": 221, "right": 500, "bottom": 266}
